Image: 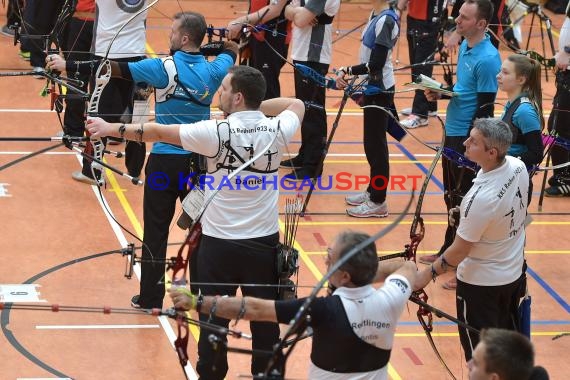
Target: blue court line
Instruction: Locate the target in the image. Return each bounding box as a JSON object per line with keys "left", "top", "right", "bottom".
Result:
{"left": 527, "top": 267, "right": 570, "bottom": 314}
{"left": 394, "top": 143, "right": 445, "bottom": 191}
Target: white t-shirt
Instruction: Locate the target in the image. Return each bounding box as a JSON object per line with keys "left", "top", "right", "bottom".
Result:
{"left": 290, "top": 0, "right": 340, "bottom": 64}
{"left": 308, "top": 274, "right": 412, "bottom": 380}
{"left": 179, "top": 110, "right": 300, "bottom": 239}
{"left": 457, "top": 156, "right": 529, "bottom": 286}
{"left": 94, "top": 0, "right": 147, "bottom": 58}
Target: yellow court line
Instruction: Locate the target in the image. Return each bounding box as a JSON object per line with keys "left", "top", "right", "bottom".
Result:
{"left": 104, "top": 165, "right": 143, "bottom": 237}
{"left": 106, "top": 43, "right": 202, "bottom": 342}
{"left": 146, "top": 43, "right": 158, "bottom": 58}
{"left": 105, "top": 168, "right": 201, "bottom": 342}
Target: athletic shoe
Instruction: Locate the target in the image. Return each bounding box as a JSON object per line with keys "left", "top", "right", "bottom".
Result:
{"left": 545, "top": 185, "right": 570, "bottom": 197}
{"left": 282, "top": 168, "right": 319, "bottom": 182}
{"left": 401, "top": 115, "right": 429, "bottom": 129}
{"left": 419, "top": 253, "right": 440, "bottom": 264}
{"left": 1, "top": 24, "right": 15, "bottom": 37}
{"left": 345, "top": 191, "right": 370, "bottom": 206}
{"left": 548, "top": 175, "right": 570, "bottom": 187}
{"left": 400, "top": 107, "right": 438, "bottom": 117}
{"left": 131, "top": 295, "right": 141, "bottom": 309}
{"left": 71, "top": 171, "right": 98, "bottom": 186}
{"left": 19, "top": 50, "right": 30, "bottom": 61}
{"left": 346, "top": 200, "right": 388, "bottom": 218}
{"left": 280, "top": 156, "right": 303, "bottom": 169}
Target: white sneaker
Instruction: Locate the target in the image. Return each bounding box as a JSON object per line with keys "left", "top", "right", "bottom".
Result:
{"left": 346, "top": 200, "right": 389, "bottom": 218}
{"left": 345, "top": 191, "right": 370, "bottom": 206}
{"left": 72, "top": 171, "right": 98, "bottom": 186}
{"left": 401, "top": 116, "right": 429, "bottom": 129}
{"left": 400, "top": 108, "right": 437, "bottom": 117}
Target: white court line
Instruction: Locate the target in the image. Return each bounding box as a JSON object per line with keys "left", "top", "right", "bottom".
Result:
{"left": 36, "top": 324, "right": 160, "bottom": 330}
{"left": 74, "top": 154, "right": 199, "bottom": 380}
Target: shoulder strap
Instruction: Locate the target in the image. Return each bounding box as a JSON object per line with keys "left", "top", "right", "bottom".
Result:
{"left": 502, "top": 96, "right": 532, "bottom": 145}
{"left": 157, "top": 56, "right": 210, "bottom": 107}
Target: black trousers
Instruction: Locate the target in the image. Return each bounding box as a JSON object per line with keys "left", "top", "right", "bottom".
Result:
{"left": 138, "top": 153, "right": 192, "bottom": 309}
{"left": 82, "top": 55, "right": 147, "bottom": 180}
{"left": 21, "top": 0, "right": 65, "bottom": 67}
{"left": 548, "top": 70, "right": 570, "bottom": 176}
{"left": 456, "top": 274, "right": 526, "bottom": 361}
{"left": 6, "top": 0, "right": 24, "bottom": 26}
{"left": 196, "top": 233, "right": 280, "bottom": 380}
{"left": 362, "top": 90, "right": 394, "bottom": 204}
{"left": 62, "top": 17, "right": 93, "bottom": 137}
{"left": 440, "top": 136, "right": 476, "bottom": 253}
{"left": 248, "top": 34, "right": 288, "bottom": 100}
{"left": 406, "top": 17, "right": 439, "bottom": 117}
{"left": 293, "top": 60, "right": 328, "bottom": 172}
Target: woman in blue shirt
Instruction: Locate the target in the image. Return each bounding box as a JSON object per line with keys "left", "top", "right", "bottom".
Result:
{"left": 497, "top": 54, "right": 544, "bottom": 202}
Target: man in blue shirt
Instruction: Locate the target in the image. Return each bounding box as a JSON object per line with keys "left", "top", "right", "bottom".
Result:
{"left": 421, "top": 0, "right": 501, "bottom": 278}
{"left": 116, "top": 12, "right": 238, "bottom": 309}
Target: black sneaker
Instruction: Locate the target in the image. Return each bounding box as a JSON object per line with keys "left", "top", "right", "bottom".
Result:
{"left": 282, "top": 168, "right": 320, "bottom": 182}
{"left": 548, "top": 175, "right": 570, "bottom": 187}
{"left": 131, "top": 295, "right": 142, "bottom": 309}
{"left": 1, "top": 24, "right": 15, "bottom": 37}
{"left": 280, "top": 156, "right": 303, "bottom": 169}
{"left": 545, "top": 185, "right": 570, "bottom": 197}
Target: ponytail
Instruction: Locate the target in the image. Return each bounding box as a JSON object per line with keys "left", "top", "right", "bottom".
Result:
{"left": 507, "top": 54, "right": 544, "bottom": 128}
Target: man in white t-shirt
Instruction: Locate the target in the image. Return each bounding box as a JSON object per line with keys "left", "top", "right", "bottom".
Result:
{"left": 72, "top": 0, "right": 149, "bottom": 184}
{"left": 87, "top": 65, "right": 305, "bottom": 379}
{"left": 169, "top": 230, "right": 417, "bottom": 380}
{"left": 415, "top": 118, "right": 529, "bottom": 361}
{"left": 280, "top": 0, "right": 341, "bottom": 181}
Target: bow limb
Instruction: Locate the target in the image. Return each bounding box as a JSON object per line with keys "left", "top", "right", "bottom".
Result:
{"left": 264, "top": 193, "right": 415, "bottom": 378}
{"left": 401, "top": 116, "right": 459, "bottom": 379}
{"left": 85, "top": 0, "right": 160, "bottom": 186}
{"left": 415, "top": 291, "right": 457, "bottom": 380}
{"left": 86, "top": 59, "right": 111, "bottom": 186}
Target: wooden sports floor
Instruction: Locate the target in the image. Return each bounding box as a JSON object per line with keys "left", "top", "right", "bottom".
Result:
{"left": 1, "top": 1, "right": 569, "bottom": 379}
